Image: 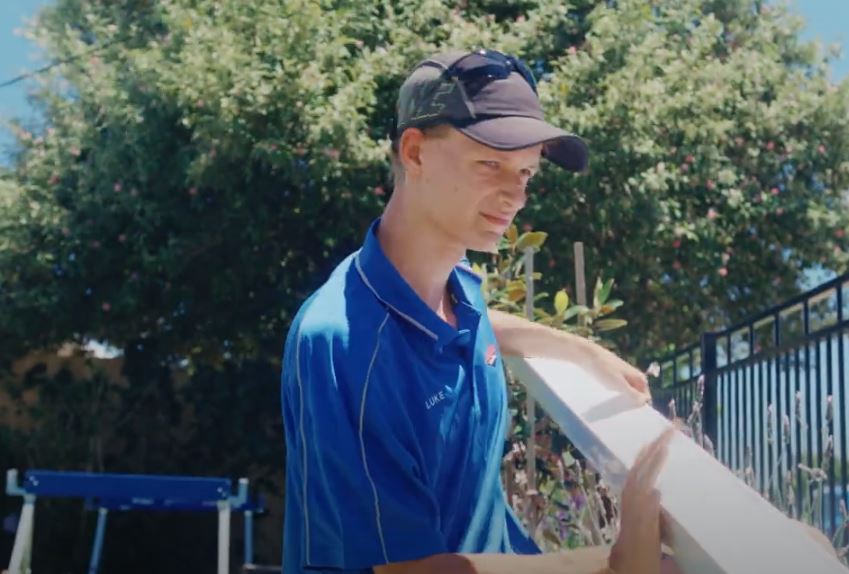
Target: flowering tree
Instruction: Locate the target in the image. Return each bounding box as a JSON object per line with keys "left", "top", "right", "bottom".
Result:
{"left": 2, "top": 0, "right": 848, "bottom": 368}
{"left": 1, "top": 1, "right": 848, "bottom": 571}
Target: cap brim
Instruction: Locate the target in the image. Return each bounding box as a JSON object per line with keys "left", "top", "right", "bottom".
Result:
{"left": 456, "top": 116, "right": 589, "bottom": 173}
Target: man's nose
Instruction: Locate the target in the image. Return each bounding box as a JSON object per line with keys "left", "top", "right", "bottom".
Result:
{"left": 502, "top": 177, "right": 528, "bottom": 209}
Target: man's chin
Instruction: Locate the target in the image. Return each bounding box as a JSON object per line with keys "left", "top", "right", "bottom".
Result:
{"left": 466, "top": 239, "right": 500, "bottom": 255}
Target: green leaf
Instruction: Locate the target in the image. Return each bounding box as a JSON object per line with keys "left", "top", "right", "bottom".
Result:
{"left": 554, "top": 289, "right": 570, "bottom": 315}
{"left": 505, "top": 224, "right": 518, "bottom": 246}
{"left": 594, "top": 277, "right": 614, "bottom": 308}
{"left": 594, "top": 318, "right": 628, "bottom": 332}
{"left": 564, "top": 305, "right": 589, "bottom": 321}
{"left": 515, "top": 231, "right": 548, "bottom": 252}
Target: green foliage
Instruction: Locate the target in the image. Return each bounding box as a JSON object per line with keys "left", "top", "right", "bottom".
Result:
{"left": 529, "top": 0, "right": 849, "bottom": 358}
{"left": 1, "top": 0, "right": 849, "bottom": 566}
{"left": 482, "top": 226, "right": 628, "bottom": 550}
{"left": 2, "top": 0, "right": 848, "bottom": 368}
{"left": 477, "top": 225, "right": 628, "bottom": 351}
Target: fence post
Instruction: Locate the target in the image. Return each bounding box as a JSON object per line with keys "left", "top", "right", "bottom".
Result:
{"left": 522, "top": 248, "right": 537, "bottom": 528}
{"left": 701, "top": 331, "right": 718, "bottom": 448}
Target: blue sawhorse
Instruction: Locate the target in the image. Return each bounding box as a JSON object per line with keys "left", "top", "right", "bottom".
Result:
{"left": 5, "top": 468, "right": 265, "bottom": 574}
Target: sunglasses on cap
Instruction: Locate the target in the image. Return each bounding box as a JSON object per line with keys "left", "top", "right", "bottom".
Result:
{"left": 445, "top": 48, "right": 538, "bottom": 98}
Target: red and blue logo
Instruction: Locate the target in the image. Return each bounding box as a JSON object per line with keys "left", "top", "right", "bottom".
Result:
{"left": 485, "top": 344, "right": 498, "bottom": 366}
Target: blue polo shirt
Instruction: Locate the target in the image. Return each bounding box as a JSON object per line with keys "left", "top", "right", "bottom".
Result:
{"left": 280, "top": 219, "right": 540, "bottom": 573}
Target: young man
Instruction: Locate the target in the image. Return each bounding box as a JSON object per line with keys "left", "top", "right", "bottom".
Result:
{"left": 281, "top": 48, "right": 676, "bottom": 574}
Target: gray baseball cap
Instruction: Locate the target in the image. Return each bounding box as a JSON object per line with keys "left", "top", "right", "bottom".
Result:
{"left": 394, "top": 49, "right": 589, "bottom": 172}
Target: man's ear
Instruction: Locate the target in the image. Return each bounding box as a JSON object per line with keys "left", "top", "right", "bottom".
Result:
{"left": 398, "top": 128, "right": 426, "bottom": 178}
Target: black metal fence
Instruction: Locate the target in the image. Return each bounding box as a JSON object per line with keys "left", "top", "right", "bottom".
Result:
{"left": 651, "top": 271, "right": 849, "bottom": 534}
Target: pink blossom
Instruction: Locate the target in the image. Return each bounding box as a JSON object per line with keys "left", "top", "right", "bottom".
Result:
{"left": 735, "top": 137, "right": 744, "bottom": 146}
{"left": 646, "top": 362, "right": 662, "bottom": 377}
{"left": 324, "top": 148, "right": 340, "bottom": 160}
{"left": 766, "top": 141, "right": 775, "bottom": 151}
{"left": 118, "top": 234, "right": 127, "bottom": 243}
{"left": 818, "top": 144, "right": 827, "bottom": 154}
{"left": 523, "top": 223, "right": 533, "bottom": 232}
{"left": 680, "top": 163, "right": 689, "bottom": 172}
{"left": 49, "top": 175, "right": 60, "bottom": 185}
{"left": 269, "top": 144, "right": 278, "bottom": 152}
{"left": 373, "top": 186, "right": 385, "bottom": 196}
{"left": 102, "top": 302, "right": 111, "bottom": 312}
{"left": 719, "top": 267, "right": 728, "bottom": 277}
{"left": 722, "top": 252, "right": 731, "bottom": 264}
{"left": 567, "top": 46, "right": 577, "bottom": 55}
{"left": 673, "top": 260, "right": 682, "bottom": 270}
{"left": 70, "top": 147, "right": 81, "bottom": 157}
{"left": 672, "top": 239, "right": 681, "bottom": 249}
{"left": 776, "top": 207, "right": 784, "bottom": 216}
{"left": 836, "top": 229, "right": 845, "bottom": 239}
{"left": 548, "top": 258, "right": 556, "bottom": 269}
{"left": 516, "top": 15, "right": 527, "bottom": 23}
{"left": 188, "top": 187, "right": 198, "bottom": 196}
{"left": 91, "top": 240, "right": 101, "bottom": 249}
{"left": 113, "top": 182, "right": 122, "bottom": 193}
{"left": 686, "top": 154, "right": 695, "bottom": 164}
{"left": 706, "top": 180, "right": 716, "bottom": 190}
{"left": 770, "top": 187, "right": 779, "bottom": 195}
{"left": 707, "top": 208, "right": 718, "bottom": 220}
{"left": 196, "top": 99, "right": 205, "bottom": 108}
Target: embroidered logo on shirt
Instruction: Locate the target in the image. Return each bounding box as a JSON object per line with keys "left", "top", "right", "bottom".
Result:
{"left": 485, "top": 344, "right": 497, "bottom": 366}
{"left": 425, "top": 390, "right": 446, "bottom": 410}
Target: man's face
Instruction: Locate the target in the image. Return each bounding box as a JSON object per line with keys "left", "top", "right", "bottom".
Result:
{"left": 406, "top": 126, "right": 542, "bottom": 253}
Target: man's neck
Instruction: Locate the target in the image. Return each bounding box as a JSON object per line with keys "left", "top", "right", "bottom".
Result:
{"left": 378, "top": 199, "right": 464, "bottom": 317}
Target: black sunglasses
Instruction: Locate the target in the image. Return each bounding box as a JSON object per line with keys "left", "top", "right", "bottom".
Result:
{"left": 445, "top": 49, "right": 538, "bottom": 98}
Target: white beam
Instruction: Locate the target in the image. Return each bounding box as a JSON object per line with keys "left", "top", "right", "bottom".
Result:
{"left": 506, "top": 356, "right": 848, "bottom": 574}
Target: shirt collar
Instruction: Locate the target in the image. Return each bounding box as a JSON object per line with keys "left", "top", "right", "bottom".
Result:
{"left": 355, "top": 218, "right": 481, "bottom": 349}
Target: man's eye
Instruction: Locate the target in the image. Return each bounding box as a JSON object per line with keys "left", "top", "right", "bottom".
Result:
{"left": 479, "top": 160, "right": 499, "bottom": 169}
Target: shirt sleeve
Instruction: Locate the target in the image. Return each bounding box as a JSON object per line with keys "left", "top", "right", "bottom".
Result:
{"left": 283, "top": 325, "right": 447, "bottom": 571}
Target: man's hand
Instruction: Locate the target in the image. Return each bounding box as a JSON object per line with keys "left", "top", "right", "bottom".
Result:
{"left": 489, "top": 309, "right": 652, "bottom": 402}
{"left": 609, "top": 427, "right": 675, "bottom": 574}
{"left": 588, "top": 345, "right": 651, "bottom": 403}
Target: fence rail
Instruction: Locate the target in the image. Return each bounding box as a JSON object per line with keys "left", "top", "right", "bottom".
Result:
{"left": 651, "top": 271, "right": 849, "bottom": 534}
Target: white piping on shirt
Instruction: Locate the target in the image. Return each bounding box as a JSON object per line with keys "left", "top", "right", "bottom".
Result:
{"left": 360, "top": 313, "right": 391, "bottom": 563}
{"left": 295, "top": 326, "right": 311, "bottom": 563}
{"left": 354, "top": 253, "right": 438, "bottom": 341}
